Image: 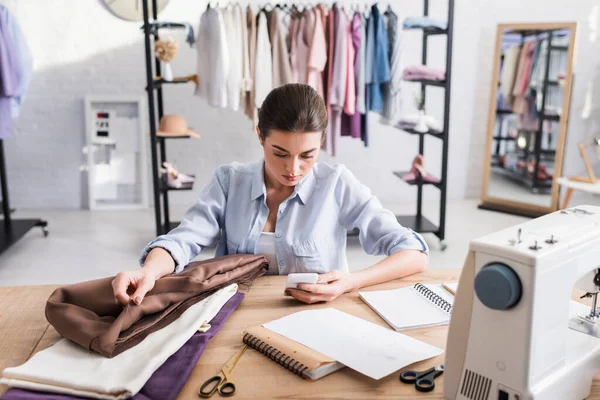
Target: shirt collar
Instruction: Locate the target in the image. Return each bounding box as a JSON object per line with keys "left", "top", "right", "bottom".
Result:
{"left": 251, "top": 160, "right": 317, "bottom": 205}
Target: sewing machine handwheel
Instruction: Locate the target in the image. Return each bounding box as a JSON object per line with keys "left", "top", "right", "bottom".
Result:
{"left": 475, "top": 263, "right": 522, "bottom": 310}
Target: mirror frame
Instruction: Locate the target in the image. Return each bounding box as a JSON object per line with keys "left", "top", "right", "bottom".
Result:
{"left": 479, "top": 22, "right": 577, "bottom": 218}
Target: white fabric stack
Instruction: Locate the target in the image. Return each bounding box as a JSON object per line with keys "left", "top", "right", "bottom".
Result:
{"left": 0, "top": 284, "right": 238, "bottom": 400}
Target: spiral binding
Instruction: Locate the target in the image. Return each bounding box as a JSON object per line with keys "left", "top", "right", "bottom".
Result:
{"left": 242, "top": 333, "right": 309, "bottom": 378}
{"left": 413, "top": 283, "right": 453, "bottom": 314}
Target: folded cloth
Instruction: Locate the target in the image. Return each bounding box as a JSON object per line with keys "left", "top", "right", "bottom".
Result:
{"left": 403, "top": 65, "right": 446, "bottom": 81}
{"left": 396, "top": 114, "right": 442, "bottom": 132}
{"left": 45, "top": 254, "right": 268, "bottom": 358}
{"left": 1, "top": 285, "right": 241, "bottom": 400}
{"left": 402, "top": 16, "right": 447, "bottom": 31}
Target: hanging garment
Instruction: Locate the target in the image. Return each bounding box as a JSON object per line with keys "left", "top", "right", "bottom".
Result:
{"left": 244, "top": 6, "right": 257, "bottom": 121}
{"left": 254, "top": 11, "right": 273, "bottom": 108}
{"left": 368, "top": 4, "right": 390, "bottom": 112}
{"left": 0, "top": 5, "right": 22, "bottom": 139}
{"left": 307, "top": 6, "right": 327, "bottom": 98}
{"left": 343, "top": 16, "right": 356, "bottom": 117}
{"left": 240, "top": 6, "right": 252, "bottom": 108}
{"left": 0, "top": 285, "right": 241, "bottom": 400}
{"left": 44, "top": 254, "right": 267, "bottom": 358}
{"left": 268, "top": 8, "right": 293, "bottom": 87}
{"left": 322, "top": 8, "right": 336, "bottom": 155}
{"left": 196, "top": 7, "right": 229, "bottom": 108}
{"left": 341, "top": 12, "right": 360, "bottom": 138}
{"left": 328, "top": 4, "right": 348, "bottom": 156}
{"left": 0, "top": 6, "right": 32, "bottom": 119}
{"left": 356, "top": 13, "right": 367, "bottom": 115}
{"left": 381, "top": 6, "right": 403, "bottom": 125}
{"left": 317, "top": 4, "right": 330, "bottom": 105}
{"left": 224, "top": 6, "right": 242, "bottom": 111}
{"left": 500, "top": 45, "right": 521, "bottom": 106}
{"left": 362, "top": 11, "right": 373, "bottom": 146}
{"left": 292, "top": 10, "right": 311, "bottom": 83}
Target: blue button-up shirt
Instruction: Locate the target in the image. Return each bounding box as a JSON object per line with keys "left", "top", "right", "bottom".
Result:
{"left": 140, "top": 160, "right": 428, "bottom": 274}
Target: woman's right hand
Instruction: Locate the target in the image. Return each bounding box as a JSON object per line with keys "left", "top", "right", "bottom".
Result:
{"left": 111, "top": 268, "right": 157, "bottom": 306}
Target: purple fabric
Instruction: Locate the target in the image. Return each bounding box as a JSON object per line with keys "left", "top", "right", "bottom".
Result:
{"left": 341, "top": 12, "right": 362, "bottom": 139}
{"left": 0, "top": 6, "right": 21, "bottom": 139}
{"left": 1, "top": 292, "right": 245, "bottom": 400}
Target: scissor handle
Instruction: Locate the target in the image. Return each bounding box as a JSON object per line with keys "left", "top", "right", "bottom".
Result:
{"left": 198, "top": 375, "right": 223, "bottom": 398}
{"left": 415, "top": 369, "right": 444, "bottom": 393}
{"left": 400, "top": 367, "right": 434, "bottom": 384}
{"left": 218, "top": 381, "right": 236, "bottom": 397}
{"left": 415, "top": 377, "right": 436, "bottom": 392}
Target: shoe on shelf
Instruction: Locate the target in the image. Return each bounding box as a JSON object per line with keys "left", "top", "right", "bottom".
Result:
{"left": 161, "top": 162, "right": 195, "bottom": 189}
{"left": 401, "top": 154, "right": 440, "bottom": 184}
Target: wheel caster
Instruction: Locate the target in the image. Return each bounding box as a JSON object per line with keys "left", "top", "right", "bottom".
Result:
{"left": 42, "top": 226, "right": 49, "bottom": 237}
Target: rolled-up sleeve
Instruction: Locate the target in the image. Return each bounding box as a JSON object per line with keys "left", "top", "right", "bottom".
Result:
{"left": 335, "top": 166, "right": 429, "bottom": 258}
{"left": 139, "top": 168, "right": 228, "bottom": 273}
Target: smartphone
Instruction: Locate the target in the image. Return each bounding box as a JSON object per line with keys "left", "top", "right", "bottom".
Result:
{"left": 286, "top": 273, "right": 319, "bottom": 289}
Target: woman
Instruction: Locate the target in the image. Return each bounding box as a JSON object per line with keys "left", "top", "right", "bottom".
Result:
{"left": 113, "top": 84, "right": 428, "bottom": 305}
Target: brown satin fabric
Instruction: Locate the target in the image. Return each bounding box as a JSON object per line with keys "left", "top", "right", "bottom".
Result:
{"left": 45, "top": 254, "right": 268, "bottom": 358}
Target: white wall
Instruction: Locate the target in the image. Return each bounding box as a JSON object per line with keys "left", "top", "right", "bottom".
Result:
{"left": 465, "top": 0, "right": 600, "bottom": 207}
{"left": 1, "top": 0, "right": 481, "bottom": 213}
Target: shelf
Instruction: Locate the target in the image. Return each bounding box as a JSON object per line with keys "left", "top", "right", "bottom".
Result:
{"left": 149, "top": 75, "right": 198, "bottom": 89}
{"left": 156, "top": 134, "right": 194, "bottom": 140}
{"left": 160, "top": 184, "right": 194, "bottom": 192}
{"left": 395, "top": 125, "right": 444, "bottom": 139}
{"left": 0, "top": 219, "right": 47, "bottom": 256}
{"left": 496, "top": 109, "right": 560, "bottom": 121}
{"left": 404, "top": 26, "right": 448, "bottom": 36}
{"left": 395, "top": 215, "right": 438, "bottom": 234}
{"left": 493, "top": 136, "right": 515, "bottom": 141}
{"left": 393, "top": 171, "right": 442, "bottom": 189}
{"left": 491, "top": 165, "right": 553, "bottom": 190}
{"left": 543, "top": 114, "right": 560, "bottom": 121}
{"left": 403, "top": 78, "right": 446, "bottom": 87}
{"left": 550, "top": 45, "right": 568, "bottom": 51}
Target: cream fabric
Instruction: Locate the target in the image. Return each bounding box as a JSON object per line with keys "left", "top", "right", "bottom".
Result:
{"left": 0, "top": 284, "right": 238, "bottom": 400}
{"left": 254, "top": 11, "right": 273, "bottom": 107}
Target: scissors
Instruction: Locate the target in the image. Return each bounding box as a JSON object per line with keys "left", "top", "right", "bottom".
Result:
{"left": 399, "top": 364, "right": 444, "bottom": 392}
{"left": 198, "top": 344, "right": 248, "bottom": 398}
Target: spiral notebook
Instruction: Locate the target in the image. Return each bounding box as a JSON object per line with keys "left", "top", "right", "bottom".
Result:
{"left": 242, "top": 325, "right": 345, "bottom": 380}
{"left": 359, "top": 283, "right": 455, "bottom": 331}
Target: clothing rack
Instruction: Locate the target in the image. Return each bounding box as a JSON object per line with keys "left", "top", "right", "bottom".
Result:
{"left": 0, "top": 139, "right": 48, "bottom": 256}
{"left": 489, "top": 29, "right": 565, "bottom": 195}
{"left": 393, "top": 0, "right": 453, "bottom": 250}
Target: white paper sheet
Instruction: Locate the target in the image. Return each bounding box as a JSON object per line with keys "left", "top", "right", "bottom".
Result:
{"left": 263, "top": 308, "right": 443, "bottom": 380}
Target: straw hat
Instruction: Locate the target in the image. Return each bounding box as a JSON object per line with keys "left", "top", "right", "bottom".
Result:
{"left": 156, "top": 114, "right": 200, "bottom": 138}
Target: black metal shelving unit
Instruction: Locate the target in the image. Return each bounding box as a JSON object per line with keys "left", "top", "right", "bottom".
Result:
{"left": 0, "top": 140, "right": 48, "bottom": 256}
{"left": 393, "top": 0, "right": 453, "bottom": 250}
{"left": 490, "top": 29, "right": 566, "bottom": 194}
{"left": 142, "top": 0, "right": 196, "bottom": 236}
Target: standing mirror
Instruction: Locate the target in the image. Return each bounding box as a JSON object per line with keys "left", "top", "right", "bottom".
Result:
{"left": 479, "top": 22, "right": 577, "bottom": 217}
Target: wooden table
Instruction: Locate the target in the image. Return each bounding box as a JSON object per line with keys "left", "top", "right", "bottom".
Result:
{"left": 1, "top": 269, "right": 600, "bottom": 399}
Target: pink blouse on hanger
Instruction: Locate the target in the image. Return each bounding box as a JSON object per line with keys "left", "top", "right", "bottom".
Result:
{"left": 307, "top": 7, "right": 327, "bottom": 98}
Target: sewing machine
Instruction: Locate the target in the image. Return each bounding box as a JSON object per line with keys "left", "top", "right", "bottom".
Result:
{"left": 444, "top": 205, "right": 600, "bottom": 400}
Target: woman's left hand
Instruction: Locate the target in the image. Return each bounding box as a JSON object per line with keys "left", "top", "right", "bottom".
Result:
{"left": 285, "top": 270, "right": 357, "bottom": 304}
